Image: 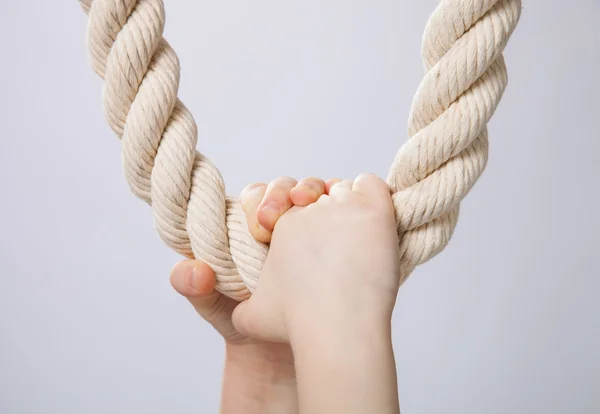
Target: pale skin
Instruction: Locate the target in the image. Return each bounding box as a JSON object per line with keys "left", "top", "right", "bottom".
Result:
{"left": 170, "top": 174, "right": 401, "bottom": 414}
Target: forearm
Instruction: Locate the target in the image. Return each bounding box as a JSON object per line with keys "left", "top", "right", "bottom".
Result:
{"left": 220, "top": 342, "right": 298, "bottom": 414}
{"left": 291, "top": 312, "right": 400, "bottom": 414}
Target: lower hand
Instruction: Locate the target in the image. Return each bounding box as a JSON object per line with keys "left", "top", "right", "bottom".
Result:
{"left": 169, "top": 176, "right": 334, "bottom": 414}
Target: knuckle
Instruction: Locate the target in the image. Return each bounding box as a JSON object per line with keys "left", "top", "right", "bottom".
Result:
{"left": 356, "top": 172, "right": 378, "bottom": 181}
{"left": 245, "top": 182, "right": 267, "bottom": 191}
{"left": 300, "top": 176, "right": 324, "bottom": 188}
{"left": 240, "top": 182, "right": 266, "bottom": 201}
{"left": 265, "top": 186, "right": 295, "bottom": 205}
{"left": 270, "top": 176, "right": 297, "bottom": 188}
{"left": 262, "top": 190, "right": 288, "bottom": 206}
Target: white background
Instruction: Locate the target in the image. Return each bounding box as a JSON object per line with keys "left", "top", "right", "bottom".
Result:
{"left": 1, "top": 1, "right": 599, "bottom": 413}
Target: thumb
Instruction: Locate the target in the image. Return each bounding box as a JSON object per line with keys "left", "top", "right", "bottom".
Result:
{"left": 170, "top": 260, "right": 241, "bottom": 340}
{"left": 170, "top": 260, "right": 216, "bottom": 298}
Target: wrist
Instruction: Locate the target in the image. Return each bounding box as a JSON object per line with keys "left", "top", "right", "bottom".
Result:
{"left": 286, "top": 294, "right": 393, "bottom": 349}
{"left": 224, "top": 341, "right": 295, "bottom": 381}
{"left": 289, "top": 314, "right": 399, "bottom": 414}
{"left": 290, "top": 317, "right": 398, "bottom": 414}
{"left": 220, "top": 342, "right": 297, "bottom": 414}
{"left": 289, "top": 311, "right": 393, "bottom": 357}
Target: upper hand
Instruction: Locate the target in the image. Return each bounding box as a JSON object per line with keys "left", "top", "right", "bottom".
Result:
{"left": 232, "top": 173, "right": 400, "bottom": 344}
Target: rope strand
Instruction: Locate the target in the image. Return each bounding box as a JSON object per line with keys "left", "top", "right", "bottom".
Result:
{"left": 80, "top": 0, "right": 521, "bottom": 299}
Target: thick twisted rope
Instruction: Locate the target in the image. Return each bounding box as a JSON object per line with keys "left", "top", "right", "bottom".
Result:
{"left": 389, "top": 0, "right": 521, "bottom": 281}
{"left": 79, "top": 0, "right": 521, "bottom": 300}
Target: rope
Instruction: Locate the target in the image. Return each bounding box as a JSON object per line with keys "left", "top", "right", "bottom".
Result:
{"left": 79, "top": 0, "right": 521, "bottom": 300}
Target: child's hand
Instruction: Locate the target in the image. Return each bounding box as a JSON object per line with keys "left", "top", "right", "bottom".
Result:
{"left": 231, "top": 173, "right": 401, "bottom": 414}
{"left": 231, "top": 173, "right": 399, "bottom": 343}
{"left": 170, "top": 174, "right": 400, "bottom": 414}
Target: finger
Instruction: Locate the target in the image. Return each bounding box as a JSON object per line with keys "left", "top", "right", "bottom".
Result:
{"left": 290, "top": 177, "right": 326, "bottom": 206}
{"left": 328, "top": 179, "right": 353, "bottom": 197}
{"left": 352, "top": 173, "right": 392, "bottom": 209}
{"left": 257, "top": 177, "right": 298, "bottom": 234}
{"left": 170, "top": 260, "right": 216, "bottom": 297}
{"left": 170, "top": 260, "right": 242, "bottom": 341}
{"left": 325, "top": 178, "right": 342, "bottom": 194}
{"left": 240, "top": 183, "right": 270, "bottom": 242}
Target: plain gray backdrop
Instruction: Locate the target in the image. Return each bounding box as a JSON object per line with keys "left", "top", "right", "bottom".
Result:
{"left": 1, "top": 0, "right": 599, "bottom": 413}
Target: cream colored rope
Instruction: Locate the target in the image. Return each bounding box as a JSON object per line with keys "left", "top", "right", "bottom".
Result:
{"left": 79, "top": 0, "right": 521, "bottom": 300}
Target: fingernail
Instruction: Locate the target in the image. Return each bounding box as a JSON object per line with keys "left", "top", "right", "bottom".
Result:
{"left": 187, "top": 265, "right": 200, "bottom": 292}
{"left": 240, "top": 184, "right": 266, "bottom": 209}
{"left": 247, "top": 186, "right": 265, "bottom": 199}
